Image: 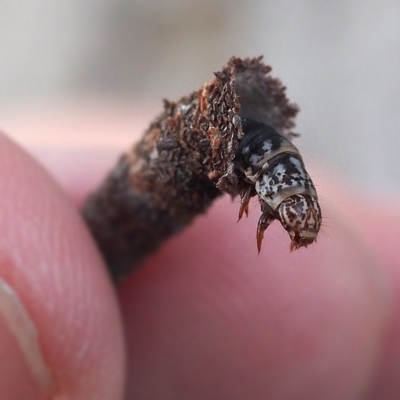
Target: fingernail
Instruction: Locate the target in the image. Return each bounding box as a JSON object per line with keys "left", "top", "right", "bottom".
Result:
{"left": 0, "top": 277, "right": 55, "bottom": 395}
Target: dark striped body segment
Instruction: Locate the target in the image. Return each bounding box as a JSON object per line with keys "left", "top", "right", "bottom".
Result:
{"left": 235, "top": 118, "right": 321, "bottom": 251}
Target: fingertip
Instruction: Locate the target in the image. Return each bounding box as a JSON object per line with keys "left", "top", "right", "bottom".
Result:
{"left": 0, "top": 134, "right": 126, "bottom": 399}
{"left": 0, "top": 315, "right": 44, "bottom": 399}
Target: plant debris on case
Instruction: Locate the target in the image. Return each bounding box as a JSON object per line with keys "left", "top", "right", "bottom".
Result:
{"left": 82, "top": 56, "right": 321, "bottom": 282}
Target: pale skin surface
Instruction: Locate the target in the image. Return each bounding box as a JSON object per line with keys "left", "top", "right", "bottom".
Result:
{"left": 0, "top": 107, "right": 399, "bottom": 399}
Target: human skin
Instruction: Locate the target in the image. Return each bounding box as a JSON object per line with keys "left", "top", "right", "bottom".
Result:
{"left": 0, "top": 108, "right": 399, "bottom": 399}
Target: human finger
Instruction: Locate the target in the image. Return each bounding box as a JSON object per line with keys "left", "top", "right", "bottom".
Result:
{"left": 0, "top": 133, "right": 126, "bottom": 399}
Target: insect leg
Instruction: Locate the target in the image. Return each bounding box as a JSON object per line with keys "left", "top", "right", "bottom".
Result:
{"left": 238, "top": 186, "right": 255, "bottom": 221}
{"left": 256, "top": 212, "right": 274, "bottom": 253}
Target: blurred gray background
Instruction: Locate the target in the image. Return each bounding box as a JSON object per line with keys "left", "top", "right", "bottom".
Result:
{"left": 1, "top": 0, "right": 399, "bottom": 194}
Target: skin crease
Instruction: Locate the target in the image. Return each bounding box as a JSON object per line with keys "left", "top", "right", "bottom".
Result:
{"left": 1, "top": 107, "right": 399, "bottom": 399}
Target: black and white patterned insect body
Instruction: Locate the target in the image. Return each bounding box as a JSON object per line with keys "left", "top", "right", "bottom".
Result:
{"left": 235, "top": 118, "right": 321, "bottom": 252}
